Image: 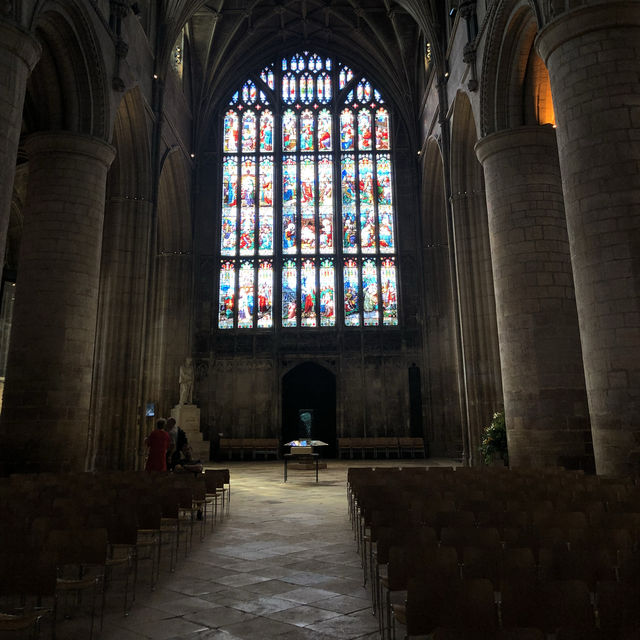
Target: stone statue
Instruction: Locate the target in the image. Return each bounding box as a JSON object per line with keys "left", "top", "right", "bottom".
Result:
{"left": 179, "top": 357, "right": 194, "bottom": 404}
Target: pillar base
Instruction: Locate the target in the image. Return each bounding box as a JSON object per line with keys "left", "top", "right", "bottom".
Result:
{"left": 171, "top": 404, "right": 209, "bottom": 463}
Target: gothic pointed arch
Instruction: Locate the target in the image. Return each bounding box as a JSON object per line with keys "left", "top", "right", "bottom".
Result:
{"left": 24, "top": 0, "right": 112, "bottom": 139}
{"left": 147, "top": 149, "right": 194, "bottom": 418}
{"left": 480, "top": 0, "right": 554, "bottom": 136}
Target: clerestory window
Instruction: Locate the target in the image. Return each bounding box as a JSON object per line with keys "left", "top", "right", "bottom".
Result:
{"left": 217, "top": 51, "right": 398, "bottom": 330}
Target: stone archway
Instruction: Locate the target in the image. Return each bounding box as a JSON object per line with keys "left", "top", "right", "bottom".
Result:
{"left": 282, "top": 362, "right": 337, "bottom": 457}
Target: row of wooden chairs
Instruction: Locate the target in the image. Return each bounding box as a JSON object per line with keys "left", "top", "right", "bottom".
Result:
{"left": 347, "top": 465, "right": 639, "bottom": 639}
{"left": 0, "top": 467, "right": 231, "bottom": 639}
{"left": 393, "top": 575, "right": 640, "bottom": 639}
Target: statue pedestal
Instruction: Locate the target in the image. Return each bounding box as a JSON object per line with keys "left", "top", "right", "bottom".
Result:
{"left": 171, "top": 404, "right": 209, "bottom": 463}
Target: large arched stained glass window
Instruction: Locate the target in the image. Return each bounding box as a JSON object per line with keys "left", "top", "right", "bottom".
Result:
{"left": 218, "top": 52, "right": 398, "bottom": 329}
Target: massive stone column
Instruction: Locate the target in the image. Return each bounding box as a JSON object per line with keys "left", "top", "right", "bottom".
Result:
{"left": 0, "top": 19, "right": 40, "bottom": 259}
{"left": 476, "top": 125, "right": 593, "bottom": 470}
{"left": 90, "top": 195, "right": 153, "bottom": 471}
{"left": 449, "top": 190, "right": 503, "bottom": 464}
{"left": 537, "top": 3, "right": 640, "bottom": 475}
{"left": 0, "top": 132, "right": 115, "bottom": 472}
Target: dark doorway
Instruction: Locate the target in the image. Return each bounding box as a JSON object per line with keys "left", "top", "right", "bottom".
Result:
{"left": 282, "top": 362, "right": 337, "bottom": 457}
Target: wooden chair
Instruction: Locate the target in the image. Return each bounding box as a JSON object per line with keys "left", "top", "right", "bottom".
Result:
{"left": 395, "top": 577, "right": 496, "bottom": 637}
{"left": 595, "top": 580, "right": 640, "bottom": 637}
{"left": 45, "top": 527, "right": 109, "bottom": 640}
{"left": 0, "top": 550, "right": 56, "bottom": 639}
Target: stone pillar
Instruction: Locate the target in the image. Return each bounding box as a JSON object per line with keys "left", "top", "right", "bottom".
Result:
{"left": 536, "top": 3, "right": 640, "bottom": 475}
{"left": 476, "top": 125, "right": 593, "bottom": 470}
{"left": 0, "top": 131, "right": 115, "bottom": 472}
{"left": 90, "top": 195, "right": 153, "bottom": 471}
{"left": 449, "top": 190, "right": 503, "bottom": 464}
{"left": 171, "top": 404, "right": 209, "bottom": 462}
{"left": 0, "top": 19, "right": 41, "bottom": 260}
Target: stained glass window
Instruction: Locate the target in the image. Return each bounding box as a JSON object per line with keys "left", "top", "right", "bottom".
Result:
{"left": 218, "top": 51, "right": 398, "bottom": 329}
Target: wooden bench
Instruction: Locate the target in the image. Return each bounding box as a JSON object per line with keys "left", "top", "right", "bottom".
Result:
{"left": 398, "top": 437, "right": 426, "bottom": 458}
{"left": 219, "top": 438, "right": 280, "bottom": 460}
{"left": 251, "top": 438, "right": 280, "bottom": 460}
{"left": 338, "top": 436, "right": 425, "bottom": 459}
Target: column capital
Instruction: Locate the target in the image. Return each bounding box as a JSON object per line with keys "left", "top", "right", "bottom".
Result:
{"left": 536, "top": 1, "right": 640, "bottom": 65}
{"left": 25, "top": 131, "right": 116, "bottom": 169}
{"left": 0, "top": 18, "right": 41, "bottom": 72}
{"left": 475, "top": 124, "right": 557, "bottom": 164}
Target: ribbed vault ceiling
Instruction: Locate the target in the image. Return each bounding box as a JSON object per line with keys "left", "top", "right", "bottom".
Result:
{"left": 172, "top": 0, "right": 436, "bottom": 141}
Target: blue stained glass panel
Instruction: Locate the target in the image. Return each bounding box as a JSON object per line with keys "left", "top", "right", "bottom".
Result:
{"left": 378, "top": 206, "right": 394, "bottom": 251}
{"left": 283, "top": 157, "right": 297, "bottom": 208}
{"left": 218, "top": 261, "right": 235, "bottom": 329}
{"left": 342, "top": 210, "right": 357, "bottom": 253}
{"left": 318, "top": 156, "right": 333, "bottom": 207}
{"left": 240, "top": 158, "right": 255, "bottom": 255}
{"left": 259, "top": 158, "right": 273, "bottom": 254}
{"left": 319, "top": 157, "right": 333, "bottom": 254}
{"left": 320, "top": 259, "right": 335, "bottom": 326}
{"left": 242, "top": 80, "right": 257, "bottom": 104}
{"left": 381, "top": 257, "right": 398, "bottom": 326}
{"left": 259, "top": 158, "right": 273, "bottom": 207}
{"left": 301, "top": 259, "right": 316, "bottom": 327}
{"left": 224, "top": 110, "right": 239, "bottom": 153}
{"left": 300, "top": 110, "right": 314, "bottom": 152}
{"left": 239, "top": 208, "right": 255, "bottom": 254}
{"left": 282, "top": 73, "right": 296, "bottom": 103}
{"left": 340, "top": 109, "right": 354, "bottom": 150}
{"left": 260, "top": 110, "right": 274, "bottom": 152}
{"left": 222, "top": 157, "right": 237, "bottom": 208}
{"left": 257, "top": 260, "right": 273, "bottom": 328}
{"left": 358, "top": 156, "right": 374, "bottom": 205}
{"left": 242, "top": 111, "right": 257, "bottom": 152}
{"left": 282, "top": 259, "right": 297, "bottom": 327}
{"left": 301, "top": 74, "right": 313, "bottom": 104}
{"left": 343, "top": 259, "right": 360, "bottom": 326}
{"left": 259, "top": 210, "right": 273, "bottom": 255}
{"left": 375, "top": 108, "right": 390, "bottom": 150}
{"left": 300, "top": 159, "right": 315, "bottom": 254}
{"left": 283, "top": 110, "right": 297, "bottom": 152}
{"left": 300, "top": 157, "right": 315, "bottom": 207}
{"left": 318, "top": 109, "right": 331, "bottom": 151}
{"left": 283, "top": 217, "right": 296, "bottom": 254}
{"left": 261, "top": 67, "right": 275, "bottom": 89}
{"left": 358, "top": 109, "right": 372, "bottom": 150}
{"left": 324, "top": 75, "right": 332, "bottom": 101}
{"left": 238, "top": 260, "right": 254, "bottom": 328}
{"left": 240, "top": 158, "right": 256, "bottom": 208}
{"left": 220, "top": 212, "right": 237, "bottom": 255}
{"left": 341, "top": 155, "right": 356, "bottom": 206}
{"left": 362, "top": 258, "right": 379, "bottom": 326}
{"left": 282, "top": 158, "right": 297, "bottom": 254}
{"left": 376, "top": 154, "right": 393, "bottom": 205}
{"left": 360, "top": 206, "right": 375, "bottom": 253}
{"left": 339, "top": 65, "right": 353, "bottom": 89}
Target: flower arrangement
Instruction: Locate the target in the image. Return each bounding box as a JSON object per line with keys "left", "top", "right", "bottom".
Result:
{"left": 479, "top": 409, "right": 508, "bottom": 466}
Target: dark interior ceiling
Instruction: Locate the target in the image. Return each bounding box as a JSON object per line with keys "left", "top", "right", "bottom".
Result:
{"left": 171, "top": 0, "right": 436, "bottom": 142}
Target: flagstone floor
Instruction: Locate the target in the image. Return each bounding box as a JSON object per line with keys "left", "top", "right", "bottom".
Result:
{"left": 56, "top": 458, "right": 451, "bottom": 639}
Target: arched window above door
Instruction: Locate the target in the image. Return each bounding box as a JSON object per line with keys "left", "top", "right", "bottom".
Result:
{"left": 217, "top": 51, "right": 398, "bottom": 330}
